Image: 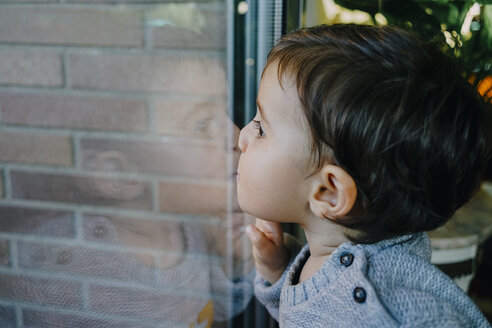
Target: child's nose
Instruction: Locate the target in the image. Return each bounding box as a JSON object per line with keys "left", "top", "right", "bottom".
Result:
{"left": 238, "top": 126, "right": 248, "bottom": 153}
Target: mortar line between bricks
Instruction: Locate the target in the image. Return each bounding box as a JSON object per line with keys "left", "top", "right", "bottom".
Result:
{"left": 0, "top": 198, "right": 225, "bottom": 226}
{"left": 14, "top": 305, "right": 21, "bottom": 328}
{"left": 0, "top": 298, "right": 190, "bottom": 328}
{"left": 0, "top": 265, "right": 226, "bottom": 293}
{"left": 3, "top": 167, "right": 12, "bottom": 199}
{"left": 0, "top": 2, "right": 227, "bottom": 13}
{"left": 0, "top": 262, "right": 227, "bottom": 291}
{"left": 0, "top": 266, "right": 218, "bottom": 299}
{"left": 0, "top": 85, "right": 228, "bottom": 102}
{"left": 10, "top": 238, "right": 18, "bottom": 269}
{"left": 0, "top": 43, "right": 226, "bottom": 59}
{"left": 1, "top": 163, "right": 229, "bottom": 185}
{"left": 0, "top": 125, "right": 225, "bottom": 145}
{"left": 148, "top": 96, "right": 155, "bottom": 133}
{"left": 74, "top": 210, "right": 83, "bottom": 241}
{"left": 81, "top": 281, "right": 89, "bottom": 310}
{"left": 72, "top": 134, "right": 81, "bottom": 169}
{"left": 3, "top": 232, "right": 225, "bottom": 263}
{"left": 151, "top": 180, "right": 159, "bottom": 213}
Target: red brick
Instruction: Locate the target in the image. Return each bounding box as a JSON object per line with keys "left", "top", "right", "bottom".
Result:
{"left": 18, "top": 241, "right": 156, "bottom": 283}
{"left": 0, "top": 8, "right": 142, "bottom": 47}
{"left": 88, "top": 284, "right": 209, "bottom": 321}
{"left": 82, "top": 215, "right": 221, "bottom": 266}
{"left": 0, "top": 273, "right": 81, "bottom": 307}
{"left": 10, "top": 171, "right": 152, "bottom": 210}
{"left": 152, "top": 6, "right": 226, "bottom": 50}
{"left": 69, "top": 52, "right": 226, "bottom": 95}
{"left": 23, "top": 309, "right": 154, "bottom": 328}
{"left": 0, "top": 50, "right": 61, "bottom": 87}
{"left": 154, "top": 100, "right": 227, "bottom": 138}
{"left": 0, "top": 131, "right": 72, "bottom": 166}
{"left": 159, "top": 181, "right": 227, "bottom": 214}
{"left": 82, "top": 214, "right": 184, "bottom": 249}
{"left": 0, "top": 92, "right": 147, "bottom": 132}
{"left": 151, "top": 4, "right": 227, "bottom": 49}
{"left": 82, "top": 214, "right": 210, "bottom": 267}
{"left": 0, "top": 206, "right": 74, "bottom": 237}
{"left": 80, "top": 138, "right": 227, "bottom": 179}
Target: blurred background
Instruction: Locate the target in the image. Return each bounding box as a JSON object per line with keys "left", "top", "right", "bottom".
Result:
{"left": 0, "top": 0, "right": 490, "bottom": 327}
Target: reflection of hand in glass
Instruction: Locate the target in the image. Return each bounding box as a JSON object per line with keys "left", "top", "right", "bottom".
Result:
{"left": 206, "top": 211, "right": 255, "bottom": 279}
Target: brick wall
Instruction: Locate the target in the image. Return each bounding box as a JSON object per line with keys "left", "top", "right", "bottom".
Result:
{"left": 0, "top": 1, "right": 250, "bottom": 327}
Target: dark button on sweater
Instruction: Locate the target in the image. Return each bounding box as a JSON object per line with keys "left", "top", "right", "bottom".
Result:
{"left": 353, "top": 287, "right": 366, "bottom": 303}
{"left": 340, "top": 252, "right": 354, "bottom": 267}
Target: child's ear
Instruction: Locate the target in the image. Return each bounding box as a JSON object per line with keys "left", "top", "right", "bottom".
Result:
{"left": 309, "top": 164, "right": 357, "bottom": 220}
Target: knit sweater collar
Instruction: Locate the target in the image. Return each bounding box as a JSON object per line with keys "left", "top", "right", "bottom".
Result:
{"left": 282, "top": 232, "right": 431, "bottom": 306}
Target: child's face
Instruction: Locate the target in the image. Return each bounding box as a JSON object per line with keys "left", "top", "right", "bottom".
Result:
{"left": 236, "top": 63, "right": 313, "bottom": 223}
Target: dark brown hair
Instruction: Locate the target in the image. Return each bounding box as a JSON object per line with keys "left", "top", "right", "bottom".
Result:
{"left": 266, "top": 24, "right": 491, "bottom": 243}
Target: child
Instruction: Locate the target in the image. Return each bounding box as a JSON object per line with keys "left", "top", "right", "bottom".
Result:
{"left": 237, "top": 24, "right": 491, "bottom": 327}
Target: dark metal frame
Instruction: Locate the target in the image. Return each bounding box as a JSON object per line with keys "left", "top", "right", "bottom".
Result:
{"left": 226, "top": 0, "right": 302, "bottom": 326}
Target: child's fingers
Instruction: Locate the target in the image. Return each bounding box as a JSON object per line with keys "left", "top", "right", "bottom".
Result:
{"left": 255, "top": 219, "right": 284, "bottom": 246}
{"left": 246, "top": 223, "right": 290, "bottom": 283}
{"left": 246, "top": 224, "right": 268, "bottom": 246}
{"left": 246, "top": 224, "right": 278, "bottom": 256}
{"left": 245, "top": 224, "right": 260, "bottom": 243}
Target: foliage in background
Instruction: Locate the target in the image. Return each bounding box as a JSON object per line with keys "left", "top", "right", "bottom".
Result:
{"left": 334, "top": 0, "right": 492, "bottom": 101}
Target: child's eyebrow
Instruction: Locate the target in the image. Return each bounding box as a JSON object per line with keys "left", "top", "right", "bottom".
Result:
{"left": 256, "top": 101, "right": 270, "bottom": 125}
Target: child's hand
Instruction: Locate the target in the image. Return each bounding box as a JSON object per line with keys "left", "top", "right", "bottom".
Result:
{"left": 246, "top": 219, "right": 290, "bottom": 285}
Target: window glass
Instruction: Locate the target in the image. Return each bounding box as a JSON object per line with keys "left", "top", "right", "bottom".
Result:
{"left": 0, "top": 2, "right": 254, "bottom": 327}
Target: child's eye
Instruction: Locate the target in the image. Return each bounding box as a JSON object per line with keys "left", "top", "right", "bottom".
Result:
{"left": 252, "top": 120, "right": 265, "bottom": 138}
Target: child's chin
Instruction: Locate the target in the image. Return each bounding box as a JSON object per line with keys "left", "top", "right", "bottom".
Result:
{"left": 235, "top": 199, "right": 249, "bottom": 216}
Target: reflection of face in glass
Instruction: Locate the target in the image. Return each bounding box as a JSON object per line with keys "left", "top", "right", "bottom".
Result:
{"left": 69, "top": 110, "right": 252, "bottom": 327}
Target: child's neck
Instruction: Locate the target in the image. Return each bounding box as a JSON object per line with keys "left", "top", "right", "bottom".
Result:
{"left": 298, "top": 220, "right": 350, "bottom": 283}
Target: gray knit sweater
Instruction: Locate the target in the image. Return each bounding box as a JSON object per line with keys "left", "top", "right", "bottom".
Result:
{"left": 255, "top": 233, "right": 490, "bottom": 327}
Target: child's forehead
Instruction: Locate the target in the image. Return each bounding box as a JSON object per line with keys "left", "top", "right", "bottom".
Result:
{"left": 262, "top": 61, "right": 297, "bottom": 90}
{"left": 262, "top": 64, "right": 304, "bottom": 113}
